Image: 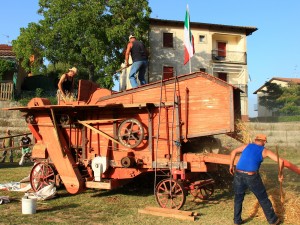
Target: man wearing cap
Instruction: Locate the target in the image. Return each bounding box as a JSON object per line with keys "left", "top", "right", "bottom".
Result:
{"left": 229, "top": 134, "right": 283, "bottom": 225}
{"left": 57, "top": 67, "right": 77, "bottom": 101}
{"left": 125, "top": 35, "right": 148, "bottom": 88}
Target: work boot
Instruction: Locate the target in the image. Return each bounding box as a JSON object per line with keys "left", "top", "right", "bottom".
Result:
{"left": 270, "top": 218, "right": 281, "bottom": 225}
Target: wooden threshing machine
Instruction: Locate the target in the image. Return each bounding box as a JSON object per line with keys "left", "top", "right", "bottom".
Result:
{"left": 6, "top": 72, "right": 300, "bottom": 209}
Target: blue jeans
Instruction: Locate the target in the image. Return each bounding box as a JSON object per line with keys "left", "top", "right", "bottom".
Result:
{"left": 129, "top": 60, "right": 148, "bottom": 88}
{"left": 233, "top": 172, "right": 278, "bottom": 224}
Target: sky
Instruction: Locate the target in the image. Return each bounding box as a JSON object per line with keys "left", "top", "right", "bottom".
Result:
{"left": 1, "top": 0, "right": 300, "bottom": 117}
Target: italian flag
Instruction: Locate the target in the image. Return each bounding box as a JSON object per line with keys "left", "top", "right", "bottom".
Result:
{"left": 184, "top": 5, "right": 194, "bottom": 65}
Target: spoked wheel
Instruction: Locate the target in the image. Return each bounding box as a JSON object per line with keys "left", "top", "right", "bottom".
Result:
{"left": 190, "top": 182, "right": 214, "bottom": 200}
{"left": 190, "top": 173, "right": 214, "bottom": 200}
{"left": 30, "top": 162, "right": 56, "bottom": 192}
{"left": 155, "top": 179, "right": 186, "bottom": 209}
{"left": 118, "top": 118, "right": 144, "bottom": 148}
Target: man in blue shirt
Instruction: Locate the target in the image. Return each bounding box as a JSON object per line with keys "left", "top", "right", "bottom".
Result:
{"left": 230, "top": 134, "right": 283, "bottom": 225}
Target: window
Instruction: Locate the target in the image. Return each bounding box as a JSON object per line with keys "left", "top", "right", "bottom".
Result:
{"left": 217, "top": 42, "right": 226, "bottom": 57}
{"left": 163, "top": 33, "right": 173, "bottom": 48}
{"left": 218, "top": 73, "right": 227, "bottom": 82}
{"left": 200, "top": 68, "right": 206, "bottom": 72}
{"left": 199, "top": 35, "right": 206, "bottom": 43}
{"left": 163, "top": 66, "right": 174, "bottom": 79}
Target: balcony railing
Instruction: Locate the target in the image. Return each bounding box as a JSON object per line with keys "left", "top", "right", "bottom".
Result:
{"left": 212, "top": 50, "right": 247, "bottom": 64}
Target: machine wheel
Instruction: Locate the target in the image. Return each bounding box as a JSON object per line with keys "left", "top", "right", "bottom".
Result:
{"left": 118, "top": 118, "right": 144, "bottom": 148}
{"left": 190, "top": 182, "right": 214, "bottom": 200}
{"left": 30, "top": 162, "right": 56, "bottom": 192}
{"left": 155, "top": 179, "right": 186, "bottom": 209}
{"left": 190, "top": 173, "right": 214, "bottom": 200}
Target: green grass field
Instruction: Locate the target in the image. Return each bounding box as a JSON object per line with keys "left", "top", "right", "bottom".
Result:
{"left": 0, "top": 151, "right": 299, "bottom": 225}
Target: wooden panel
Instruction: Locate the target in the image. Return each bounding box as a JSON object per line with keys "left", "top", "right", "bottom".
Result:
{"left": 97, "top": 73, "right": 235, "bottom": 138}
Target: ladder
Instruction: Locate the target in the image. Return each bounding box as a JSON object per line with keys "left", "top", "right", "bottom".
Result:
{"left": 154, "top": 75, "right": 181, "bottom": 191}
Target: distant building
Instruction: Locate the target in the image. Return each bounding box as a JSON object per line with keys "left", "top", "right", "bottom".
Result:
{"left": 253, "top": 77, "right": 300, "bottom": 117}
{"left": 148, "top": 18, "right": 257, "bottom": 121}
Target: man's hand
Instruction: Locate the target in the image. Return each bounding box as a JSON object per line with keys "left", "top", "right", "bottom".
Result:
{"left": 278, "top": 174, "right": 284, "bottom": 182}
{"left": 229, "top": 165, "right": 235, "bottom": 175}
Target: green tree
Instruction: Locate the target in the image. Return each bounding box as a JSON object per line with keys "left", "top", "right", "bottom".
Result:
{"left": 12, "top": 22, "right": 44, "bottom": 75}
{"left": 0, "top": 59, "right": 16, "bottom": 81}
{"left": 258, "top": 81, "right": 284, "bottom": 110}
{"left": 277, "top": 83, "right": 300, "bottom": 115}
{"left": 13, "top": 0, "right": 151, "bottom": 89}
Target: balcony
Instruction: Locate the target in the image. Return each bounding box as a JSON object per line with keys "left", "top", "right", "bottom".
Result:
{"left": 212, "top": 50, "right": 247, "bottom": 64}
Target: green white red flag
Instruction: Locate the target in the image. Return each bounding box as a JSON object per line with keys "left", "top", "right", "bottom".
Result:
{"left": 184, "top": 5, "right": 194, "bottom": 65}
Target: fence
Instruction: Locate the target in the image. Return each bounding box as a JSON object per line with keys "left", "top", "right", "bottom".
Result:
{"left": 0, "top": 81, "right": 13, "bottom": 100}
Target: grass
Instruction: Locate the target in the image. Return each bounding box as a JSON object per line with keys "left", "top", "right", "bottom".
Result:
{"left": 0, "top": 151, "right": 299, "bottom": 225}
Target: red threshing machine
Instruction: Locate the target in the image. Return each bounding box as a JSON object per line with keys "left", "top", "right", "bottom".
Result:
{"left": 6, "top": 72, "right": 300, "bottom": 209}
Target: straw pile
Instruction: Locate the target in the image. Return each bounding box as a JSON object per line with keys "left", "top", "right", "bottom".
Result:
{"left": 243, "top": 173, "right": 300, "bottom": 224}
{"left": 235, "top": 120, "right": 254, "bottom": 144}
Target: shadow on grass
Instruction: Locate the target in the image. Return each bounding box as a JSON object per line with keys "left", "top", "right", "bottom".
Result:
{"left": 90, "top": 173, "right": 155, "bottom": 198}
{"left": 0, "top": 162, "right": 33, "bottom": 169}
{"left": 37, "top": 203, "right": 79, "bottom": 213}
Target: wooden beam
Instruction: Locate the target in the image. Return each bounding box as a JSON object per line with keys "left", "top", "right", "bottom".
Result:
{"left": 78, "top": 119, "right": 121, "bottom": 124}
{"left": 144, "top": 206, "right": 199, "bottom": 216}
{"left": 138, "top": 208, "right": 196, "bottom": 221}
{"left": 78, "top": 120, "right": 121, "bottom": 145}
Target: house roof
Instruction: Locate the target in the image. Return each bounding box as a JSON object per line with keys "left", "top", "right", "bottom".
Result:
{"left": 150, "top": 18, "right": 258, "bottom": 36}
{"left": 253, "top": 77, "right": 300, "bottom": 94}
{"left": 0, "top": 44, "right": 15, "bottom": 58}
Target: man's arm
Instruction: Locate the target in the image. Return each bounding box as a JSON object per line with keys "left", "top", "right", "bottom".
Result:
{"left": 58, "top": 74, "right": 66, "bottom": 97}
{"left": 262, "top": 148, "right": 284, "bottom": 181}
{"left": 125, "top": 42, "right": 132, "bottom": 66}
{"left": 229, "top": 145, "right": 247, "bottom": 175}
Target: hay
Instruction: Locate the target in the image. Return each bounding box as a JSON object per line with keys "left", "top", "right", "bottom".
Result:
{"left": 243, "top": 173, "right": 300, "bottom": 224}
{"left": 244, "top": 188, "right": 300, "bottom": 224}
{"left": 235, "top": 120, "right": 254, "bottom": 144}
{"left": 63, "top": 94, "right": 75, "bottom": 102}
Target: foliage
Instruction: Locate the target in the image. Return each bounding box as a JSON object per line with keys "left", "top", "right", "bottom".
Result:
{"left": 258, "top": 81, "right": 284, "bottom": 110}
{"left": 0, "top": 59, "right": 16, "bottom": 80}
{"left": 259, "top": 81, "right": 300, "bottom": 116}
{"left": 12, "top": 23, "right": 45, "bottom": 75}
{"left": 277, "top": 83, "right": 300, "bottom": 114}
{"left": 12, "top": 0, "right": 151, "bottom": 89}
{"left": 35, "top": 88, "right": 44, "bottom": 97}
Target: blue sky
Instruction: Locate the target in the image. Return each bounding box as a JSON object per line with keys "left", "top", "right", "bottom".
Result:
{"left": 1, "top": 0, "right": 300, "bottom": 117}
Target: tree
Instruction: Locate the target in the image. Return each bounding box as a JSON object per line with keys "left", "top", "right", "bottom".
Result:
{"left": 277, "top": 83, "right": 300, "bottom": 115}
{"left": 13, "top": 0, "right": 151, "bottom": 89}
{"left": 12, "top": 22, "right": 44, "bottom": 75}
{"left": 258, "top": 81, "right": 284, "bottom": 111}
{"left": 0, "top": 59, "right": 17, "bottom": 81}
